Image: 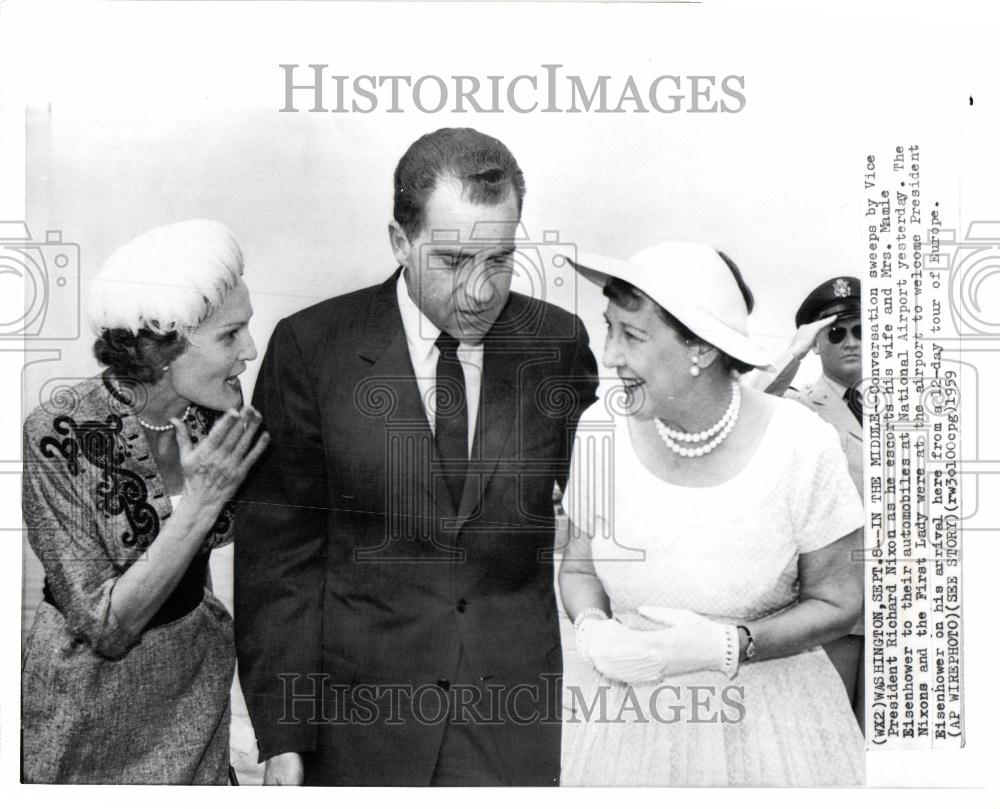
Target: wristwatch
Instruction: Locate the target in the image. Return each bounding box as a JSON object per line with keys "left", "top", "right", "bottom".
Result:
{"left": 738, "top": 625, "right": 756, "bottom": 661}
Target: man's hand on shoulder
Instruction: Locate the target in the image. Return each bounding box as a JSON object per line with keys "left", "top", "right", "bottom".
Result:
{"left": 264, "top": 751, "right": 304, "bottom": 785}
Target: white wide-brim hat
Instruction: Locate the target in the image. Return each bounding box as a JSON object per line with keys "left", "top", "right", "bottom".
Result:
{"left": 564, "top": 241, "right": 772, "bottom": 369}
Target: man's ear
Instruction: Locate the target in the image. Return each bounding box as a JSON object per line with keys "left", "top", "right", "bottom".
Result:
{"left": 388, "top": 220, "right": 411, "bottom": 268}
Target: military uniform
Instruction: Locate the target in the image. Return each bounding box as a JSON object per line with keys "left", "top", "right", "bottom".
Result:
{"left": 785, "top": 276, "right": 865, "bottom": 729}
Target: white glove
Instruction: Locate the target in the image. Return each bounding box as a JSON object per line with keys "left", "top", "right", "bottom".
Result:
{"left": 575, "top": 617, "right": 666, "bottom": 684}
{"left": 636, "top": 606, "right": 738, "bottom": 678}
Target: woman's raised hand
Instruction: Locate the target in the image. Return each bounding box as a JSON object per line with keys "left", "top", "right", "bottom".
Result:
{"left": 171, "top": 407, "right": 269, "bottom": 513}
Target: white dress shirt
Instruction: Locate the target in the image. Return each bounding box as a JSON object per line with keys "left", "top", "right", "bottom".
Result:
{"left": 395, "top": 272, "right": 482, "bottom": 456}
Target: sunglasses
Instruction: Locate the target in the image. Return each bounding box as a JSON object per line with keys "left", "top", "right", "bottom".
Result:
{"left": 827, "top": 323, "right": 862, "bottom": 344}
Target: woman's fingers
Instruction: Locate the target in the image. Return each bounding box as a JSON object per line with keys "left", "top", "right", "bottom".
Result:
{"left": 203, "top": 409, "right": 241, "bottom": 450}
{"left": 180, "top": 408, "right": 267, "bottom": 501}
{"left": 230, "top": 408, "right": 263, "bottom": 458}
{"left": 218, "top": 408, "right": 257, "bottom": 453}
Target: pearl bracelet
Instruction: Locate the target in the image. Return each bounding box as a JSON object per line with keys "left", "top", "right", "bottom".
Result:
{"left": 573, "top": 607, "right": 610, "bottom": 630}
{"left": 573, "top": 608, "right": 609, "bottom": 656}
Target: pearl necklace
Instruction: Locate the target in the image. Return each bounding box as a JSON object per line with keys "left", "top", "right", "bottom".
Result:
{"left": 138, "top": 404, "right": 194, "bottom": 432}
{"left": 654, "top": 381, "right": 741, "bottom": 458}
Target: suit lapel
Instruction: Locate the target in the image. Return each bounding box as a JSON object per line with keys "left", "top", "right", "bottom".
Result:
{"left": 357, "top": 271, "right": 453, "bottom": 519}
{"left": 455, "top": 308, "right": 520, "bottom": 526}
{"left": 358, "top": 281, "right": 529, "bottom": 530}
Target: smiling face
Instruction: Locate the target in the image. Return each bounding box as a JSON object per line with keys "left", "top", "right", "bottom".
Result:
{"left": 390, "top": 177, "right": 519, "bottom": 344}
{"left": 167, "top": 278, "right": 257, "bottom": 412}
{"left": 815, "top": 314, "right": 862, "bottom": 388}
{"left": 602, "top": 293, "right": 694, "bottom": 421}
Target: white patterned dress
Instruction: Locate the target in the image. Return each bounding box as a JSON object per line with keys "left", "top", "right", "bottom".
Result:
{"left": 561, "top": 393, "right": 865, "bottom": 786}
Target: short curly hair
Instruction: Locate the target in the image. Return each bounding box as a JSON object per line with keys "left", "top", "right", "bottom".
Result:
{"left": 93, "top": 328, "right": 189, "bottom": 384}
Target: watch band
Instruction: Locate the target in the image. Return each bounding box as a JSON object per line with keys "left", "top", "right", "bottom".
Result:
{"left": 738, "top": 624, "right": 756, "bottom": 661}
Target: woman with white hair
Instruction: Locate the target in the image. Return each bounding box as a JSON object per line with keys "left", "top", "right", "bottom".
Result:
{"left": 21, "top": 220, "right": 268, "bottom": 784}
{"left": 558, "top": 242, "right": 864, "bottom": 786}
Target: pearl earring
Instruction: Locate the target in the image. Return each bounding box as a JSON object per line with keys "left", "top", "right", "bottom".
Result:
{"left": 689, "top": 356, "right": 701, "bottom": 377}
{"left": 162, "top": 365, "right": 170, "bottom": 373}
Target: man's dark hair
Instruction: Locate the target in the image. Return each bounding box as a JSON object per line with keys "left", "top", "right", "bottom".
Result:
{"left": 393, "top": 128, "right": 526, "bottom": 239}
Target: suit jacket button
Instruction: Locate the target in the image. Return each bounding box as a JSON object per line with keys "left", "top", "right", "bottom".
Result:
{"left": 456, "top": 598, "right": 468, "bottom": 613}
{"left": 437, "top": 679, "right": 451, "bottom": 690}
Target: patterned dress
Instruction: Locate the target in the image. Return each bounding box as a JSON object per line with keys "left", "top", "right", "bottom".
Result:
{"left": 21, "top": 375, "right": 236, "bottom": 784}
{"left": 561, "top": 393, "right": 865, "bottom": 786}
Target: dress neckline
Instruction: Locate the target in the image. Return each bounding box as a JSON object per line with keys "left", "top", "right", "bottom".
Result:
{"left": 101, "top": 372, "right": 191, "bottom": 511}
{"left": 621, "top": 393, "right": 782, "bottom": 492}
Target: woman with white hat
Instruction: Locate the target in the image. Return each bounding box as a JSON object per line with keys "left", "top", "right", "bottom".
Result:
{"left": 21, "top": 220, "right": 268, "bottom": 783}
{"left": 559, "top": 242, "right": 864, "bottom": 785}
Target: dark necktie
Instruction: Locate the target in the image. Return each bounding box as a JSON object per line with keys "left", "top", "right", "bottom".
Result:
{"left": 844, "top": 385, "right": 863, "bottom": 425}
{"left": 435, "top": 332, "right": 468, "bottom": 506}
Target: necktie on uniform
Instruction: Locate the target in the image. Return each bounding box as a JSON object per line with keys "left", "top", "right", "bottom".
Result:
{"left": 435, "top": 332, "right": 468, "bottom": 506}
{"left": 844, "top": 384, "right": 863, "bottom": 425}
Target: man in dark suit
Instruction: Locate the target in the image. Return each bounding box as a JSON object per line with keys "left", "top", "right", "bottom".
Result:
{"left": 235, "top": 128, "right": 598, "bottom": 786}
{"left": 784, "top": 276, "right": 864, "bottom": 728}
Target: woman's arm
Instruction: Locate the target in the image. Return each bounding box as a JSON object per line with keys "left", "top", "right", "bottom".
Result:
{"left": 104, "top": 407, "right": 267, "bottom": 635}
{"left": 23, "top": 407, "right": 256, "bottom": 657}
{"left": 738, "top": 528, "right": 863, "bottom": 662}
{"left": 560, "top": 524, "right": 674, "bottom": 684}
{"left": 637, "top": 529, "right": 862, "bottom": 678}
{"left": 558, "top": 523, "right": 611, "bottom": 623}
{"left": 108, "top": 408, "right": 267, "bottom": 636}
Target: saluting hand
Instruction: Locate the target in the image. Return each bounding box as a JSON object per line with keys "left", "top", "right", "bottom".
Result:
{"left": 790, "top": 314, "right": 838, "bottom": 360}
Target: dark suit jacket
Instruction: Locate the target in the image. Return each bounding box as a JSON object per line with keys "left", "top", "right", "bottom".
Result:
{"left": 234, "top": 271, "right": 598, "bottom": 785}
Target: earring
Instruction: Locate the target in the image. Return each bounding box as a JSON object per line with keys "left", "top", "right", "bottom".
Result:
{"left": 162, "top": 365, "right": 170, "bottom": 373}
{"left": 689, "top": 356, "right": 701, "bottom": 377}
